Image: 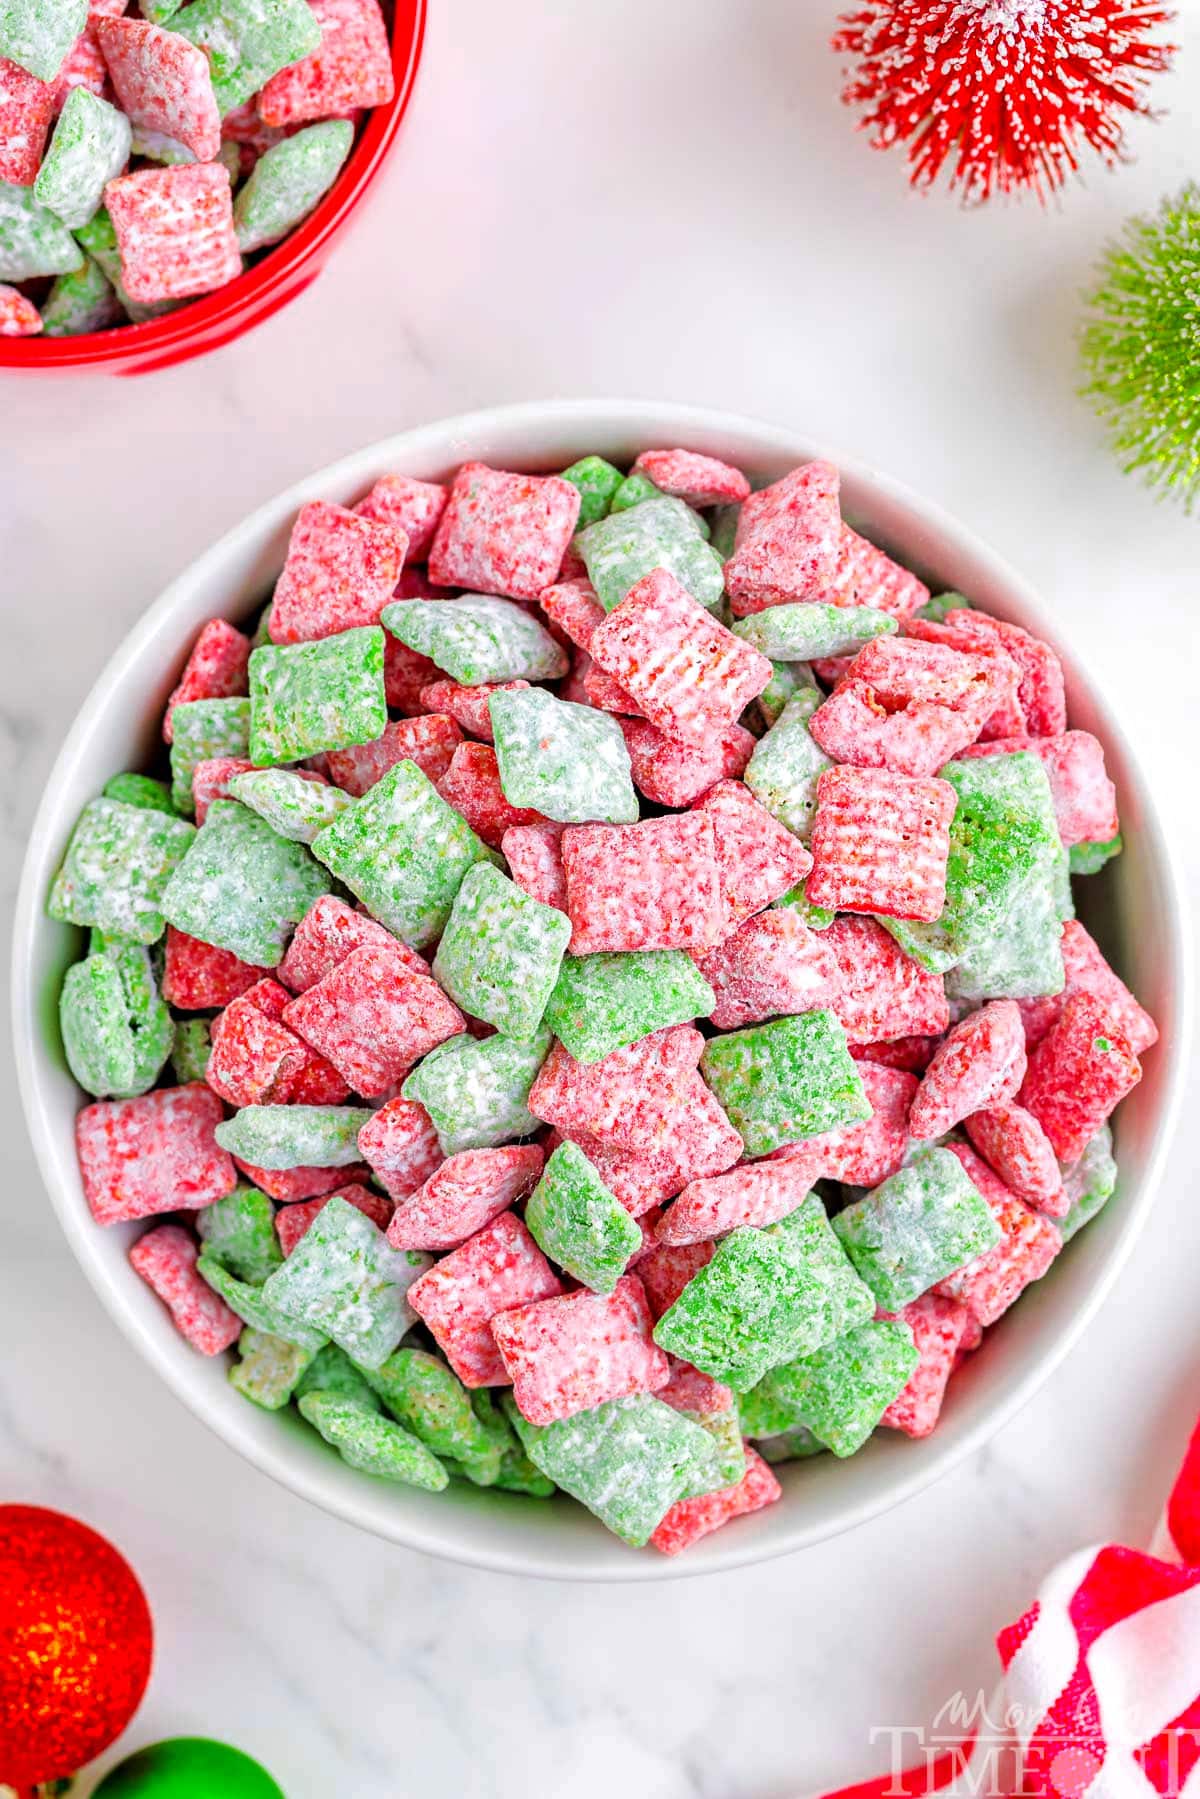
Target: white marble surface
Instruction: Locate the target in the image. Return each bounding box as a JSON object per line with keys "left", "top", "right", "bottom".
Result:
{"left": 4, "top": 3, "right": 1200, "bottom": 1793}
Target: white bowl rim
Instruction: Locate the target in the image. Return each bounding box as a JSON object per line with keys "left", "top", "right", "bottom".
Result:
{"left": 12, "top": 398, "right": 1194, "bottom": 1582}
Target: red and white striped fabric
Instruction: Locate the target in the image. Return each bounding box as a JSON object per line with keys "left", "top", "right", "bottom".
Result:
{"left": 814, "top": 1416, "right": 1200, "bottom": 1799}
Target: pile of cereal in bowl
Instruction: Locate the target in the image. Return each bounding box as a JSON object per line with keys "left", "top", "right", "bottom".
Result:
{"left": 46, "top": 448, "right": 1156, "bottom": 1556}
{"left": 0, "top": 0, "right": 394, "bottom": 338}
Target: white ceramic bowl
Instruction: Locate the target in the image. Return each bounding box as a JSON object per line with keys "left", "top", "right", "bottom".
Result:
{"left": 13, "top": 401, "right": 1191, "bottom": 1581}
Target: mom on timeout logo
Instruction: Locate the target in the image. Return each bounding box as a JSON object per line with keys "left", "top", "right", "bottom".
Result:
{"left": 858, "top": 1689, "right": 1200, "bottom": 1798}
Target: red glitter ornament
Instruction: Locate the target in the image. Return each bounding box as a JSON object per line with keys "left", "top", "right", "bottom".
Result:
{"left": 0, "top": 1507, "right": 153, "bottom": 1787}
{"left": 832, "top": 1, "right": 1176, "bottom": 202}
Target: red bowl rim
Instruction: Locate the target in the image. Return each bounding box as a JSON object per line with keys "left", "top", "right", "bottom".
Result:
{"left": 0, "top": 0, "right": 426, "bottom": 375}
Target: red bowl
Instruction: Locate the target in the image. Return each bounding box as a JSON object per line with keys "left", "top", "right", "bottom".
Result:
{"left": 0, "top": 0, "right": 425, "bottom": 377}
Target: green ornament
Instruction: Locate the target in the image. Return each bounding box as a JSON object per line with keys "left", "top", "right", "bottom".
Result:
{"left": 92, "top": 1738, "right": 284, "bottom": 1799}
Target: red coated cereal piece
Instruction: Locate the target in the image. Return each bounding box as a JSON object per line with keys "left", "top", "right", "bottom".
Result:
{"left": 581, "top": 661, "right": 642, "bottom": 718}
{"left": 536, "top": 577, "right": 605, "bottom": 649}
{"left": 437, "top": 741, "right": 547, "bottom": 849}
{"left": 427, "top": 462, "right": 582, "bottom": 601}
{"left": 807, "top": 764, "right": 955, "bottom": 922}
{"left": 656, "top": 1157, "right": 815, "bottom": 1246}
{"left": 810, "top": 637, "right": 1015, "bottom": 778}
{"left": 322, "top": 713, "right": 463, "bottom": 796}
{"left": 284, "top": 941, "right": 466, "bottom": 1098}
{"left": 529, "top": 1028, "right": 706, "bottom": 1147}
{"left": 561, "top": 815, "right": 724, "bottom": 955}
{"left": 775, "top": 1059, "right": 917, "bottom": 1187}
{"left": 387, "top": 1145, "right": 544, "bottom": 1252}
{"left": 908, "top": 1000, "right": 1027, "bottom": 1142}
{"left": 0, "top": 59, "right": 54, "bottom": 184}
{"left": 407, "top": 1211, "right": 565, "bottom": 1387}
{"left": 192, "top": 756, "right": 254, "bottom": 824}
{"left": 829, "top": 524, "right": 929, "bottom": 622}
{"left": 589, "top": 568, "right": 771, "bottom": 746}
{"left": 235, "top": 1158, "right": 372, "bottom": 1203}
{"left": 692, "top": 779, "right": 813, "bottom": 935}
{"left": 695, "top": 909, "right": 840, "bottom": 1031}
{"left": 278, "top": 895, "right": 428, "bottom": 995}
{"left": 501, "top": 821, "right": 567, "bottom": 911}
{"left": 51, "top": 0, "right": 129, "bottom": 112}
{"left": 275, "top": 1181, "right": 393, "bottom": 1257}
{"left": 221, "top": 976, "right": 349, "bottom": 1106}
{"left": 964, "top": 1103, "right": 1066, "bottom": 1215}
{"left": 163, "top": 620, "right": 252, "bottom": 745}
{"left": 824, "top": 916, "right": 951, "bottom": 1043}
{"left": 650, "top": 1446, "right": 781, "bottom": 1556}
{"left": 162, "top": 926, "right": 269, "bottom": 1010}
{"left": 541, "top": 1131, "right": 683, "bottom": 1217}
{"left": 385, "top": 632, "right": 441, "bottom": 714}
{"left": 105, "top": 164, "right": 241, "bottom": 304}
{"left": 355, "top": 473, "right": 448, "bottom": 561}
{"left": 206, "top": 986, "right": 310, "bottom": 1108}
{"left": 259, "top": 0, "right": 395, "bottom": 127}
{"left": 1054, "top": 920, "right": 1158, "bottom": 1056}
{"left": 97, "top": 15, "right": 220, "bottom": 159}
{"left": 637, "top": 1237, "right": 716, "bottom": 1319}
{"left": 492, "top": 1273, "right": 669, "bottom": 1426}
{"left": 879, "top": 1293, "right": 972, "bottom": 1438}
{"left": 269, "top": 501, "right": 407, "bottom": 645}
{"left": 357, "top": 1095, "right": 443, "bottom": 1201}
{"left": 630, "top": 449, "right": 751, "bottom": 508}
{"left": 417, "top": 679, "right": 531, "bottom": 743}
{"left": 619, "top": 717, "right": 755, "bottom": 809}
{"left": 659, "top": 1359, "right": 734, "bottom": 1416}
{"left": 724, "top": 460, "right": 842, "bottom": 616}
{"left": 129, "top": 1224, "right": 242, "bottom": 1355}
{"left": 849, "top": 1034, "right": 941, "bottom": 1074}
{"left": 956, "top": 731, "right": 1118, "bottom": 846}
{"left": 905, "top": 612, "right": 1067, "bottom": 738}
{"left": 0, "top": 283, "right": 44, "bottom": 335}
{"left": 76, "top": 1083, "right": 236, "bottom": 1226}
{"left": 935, "top": 1141, "right": 1061, "bottom": 1325}
{"left": 1016, "top": 992, "right": 1141, "bottom": 1165}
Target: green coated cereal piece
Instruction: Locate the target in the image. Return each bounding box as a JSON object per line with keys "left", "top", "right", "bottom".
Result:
{"left": 543, "top": 949, "right": 715, "bottom": 1064}
{"left": 559, "top": 455, "right": 623, "bottom": 528}
{"left": 297, "top": 1389, "right": 449, "bottom": 1489}
{"left": 172, "top": 0, "right": 323, "bottom": 117}
{"left": 359, "top": 1347, "right": 503, "bottom": 1486}
{"left": 832, "top": 1146, "right": 1002, "bottom": 1310}
{"left": 196, "top": 1184, "right": 282, "bottom": 1284}
{"left": 0, "top": 0, "right": 86, "bottom": 80}
{"left": 432, "top": 861, "right": 572, "bottom": 1041}
{"left": 261, "top": 1195, "right": 431, "bottom": 1369}
{"left": 196, "top": 1255, "right": 326, "bottom": 1351}
{"left": 103, "top": 772, "right": 178, "bottom": 815}
{"left": 524, "top": 1140, "right": 641, "bottom": 1293}
{"left": 773, "top": 878, "right": 835, "bottom": 931}
{"left": 34, "top": 88, "right": 131, "bottom": 231}
{"left": 215, "top": 1104, "right": 372, "bottom": 1171}
{"left": 248, "top": 627, "right": 386, "bottom": 767}
{"left": 312, "top": 760, "right": 496, "bottom": 950}
{"left": 695, "top": 1404, "right": 747, "bottom": 1486}
{"left": 382, "top": 596, "right": 569, "bottom": 686}
{"left": 1070, "top": 832, "right": 1123, "bottom": 876}
{"left": 883, "top": 752, "right": 1064, "bottom": 976}
{"left": 765, "top": 1319, "right": 920, "bottom": 1457}
{"left": 489, "top": 686, "right": 639, "bottom": 825}
{"left": 59, "top": 945, "right": 173, "bottom": 1098}
{"left": 227, "top": 766, "right": 354, "bottom": 842}
{"left": 733, "top": 603, "right": 896, "bottom": 661}
{"left": 756, "top": 1424, "right": 825, "bottom": 1463}
{"left": 402, "top": 1029, "right": 550, "bottom": 1156}
{"left": 229, "top": 1326, "right": 316, "bottom": 1410}
{"left": 653, "top": 1195, "right": 875, "bottom": 1390}
{"left": 469, "top": 1390, "right": 555, "bottom": 1495}
{"left": 736, "top": 1370, "right": 807, "bottom": 1440}
{"left": 161, "top": 798, "right": 330, "bottom": 965}
{"left": 709, "top": 503, "right": 741, "bottom": 560}
{"left": 252, "top": 602, "right": 274, "bottom": 648}
{"left": 1060, "top": 1123, "right": 1118, "bottom": 1243}
{"left": 744, "top": 687, "right": 831, "bottom": 840}
{"left": 0, "top": 180, "right": 85, "bottom": 280}
{"left": 505, "top": 1392, "right": 722, "bottom": 1545}
{"left": 294, "top": 1343, "right": 382, "bottom": 1411}
{"left": 943, "top": 864, "right": 1066, "bottom": 1003}
{"left": 49, "top": 797, "right": 195, "bottom": 944}
{"left": 139, "top": 0, "right": 186, "bottom": 25}
{"left": 575, "top": 496, "right": 724, "bottom": 613}
{"left": 917, "top": 591, "right": 969, "bottom": 623}
{"left": 756, "top": 659, "right": 813, "bottom": 729}
{"left": 233, "top": 118, "right": 353, "bottom": 251}
{"left": 609, "top": 472, "right": 662, "bottom": 513}
{"left": 41, "top": 252, "right": 124, "bottom": 335}
{"left": 171, "top": 1016, "right": 211, "bottom": 1083}
{"left": 169, "top": 697, "right": 251, "bottom": 812}
{"left": 700, "top": 1009, "right": 869, "bottom": 1158}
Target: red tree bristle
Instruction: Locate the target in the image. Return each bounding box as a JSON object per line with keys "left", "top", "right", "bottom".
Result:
{"left": 832, "top": 1, "right": 1177, "bottom": 202}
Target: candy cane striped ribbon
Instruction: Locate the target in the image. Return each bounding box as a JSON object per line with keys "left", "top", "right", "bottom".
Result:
{"left": 812, "top": 1416, "right": 1200, "bottom": 1799}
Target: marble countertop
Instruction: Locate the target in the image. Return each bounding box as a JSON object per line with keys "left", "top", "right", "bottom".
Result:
{"left": 4, "top": 3, "right": 1200, "bottom": 1793}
